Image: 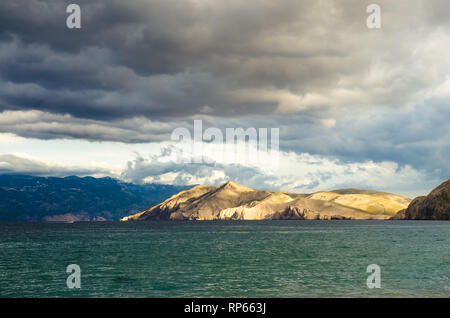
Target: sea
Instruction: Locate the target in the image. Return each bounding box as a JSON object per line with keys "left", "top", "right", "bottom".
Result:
{"left": 0, "top": 220, "right": 448, "bottom": 297}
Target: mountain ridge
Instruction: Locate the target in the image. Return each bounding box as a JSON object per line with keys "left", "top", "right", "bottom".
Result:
{"left": 0, "top": 174, "right": 187, "bottom": 221}
{"left": 393, "top": 179, "right": 450, "bottom": 220}
{"left": 122, "top": 181, "right": 412, "bottom": 221}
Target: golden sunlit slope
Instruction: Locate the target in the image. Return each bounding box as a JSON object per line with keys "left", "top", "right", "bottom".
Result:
{"left": 308, "top": 189, "right": 411, "bottom": 216}
{"left": 121, "top": 182, "right": 411, "bottom": 221}
{"left": 120, "top": 184, "right": 216, "bottom": 221}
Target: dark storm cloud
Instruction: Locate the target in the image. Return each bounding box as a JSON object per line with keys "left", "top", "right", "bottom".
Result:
{"left": 1, "top": 0, "right": 437, "bottom": 120}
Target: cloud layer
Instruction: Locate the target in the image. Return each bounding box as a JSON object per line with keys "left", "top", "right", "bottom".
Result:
{"left": 0, "top": 0, "right": 449, "bottom": 194}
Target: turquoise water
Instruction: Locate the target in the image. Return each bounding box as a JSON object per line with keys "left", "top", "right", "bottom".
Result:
{"left": 0, "top": 221, "right": 448, "bottom": 298}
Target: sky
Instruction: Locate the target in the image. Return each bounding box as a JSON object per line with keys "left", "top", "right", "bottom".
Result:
{"left": 0, "top": 0, "right": 449, "bottom": 198}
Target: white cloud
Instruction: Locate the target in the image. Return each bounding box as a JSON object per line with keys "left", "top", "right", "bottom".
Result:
{"left": 0, "top": 129, "right": 442, "bottom": 198}
{"left": 120, "top": 143, "right": 439, "bottom": 198}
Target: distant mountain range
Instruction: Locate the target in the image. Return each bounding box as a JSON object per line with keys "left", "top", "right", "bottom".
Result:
{"left": 2, "top": 175, "right": 447, "bottom": 222}
{"left": 0, "top": 175, "right": 187, "bottom": 221}
{"left": 121, "top": 181, "right": 413, "bottom": 221}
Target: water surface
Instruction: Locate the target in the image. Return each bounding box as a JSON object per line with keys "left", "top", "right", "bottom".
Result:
{"left": 0, "top": 221, "right": 448, "bottom": 297}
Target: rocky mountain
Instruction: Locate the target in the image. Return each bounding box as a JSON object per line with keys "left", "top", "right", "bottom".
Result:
{"left": 394, "top": 179, "right": 449, "bottom": 220}
{"left": 122, "top": 181, "right": 411, "bottom": 221}
{"left": 0, "top": 175, "right": 186, "bottom": 221}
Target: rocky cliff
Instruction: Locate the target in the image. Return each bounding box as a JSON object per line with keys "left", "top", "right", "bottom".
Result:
{"left": 400, "top": 179, "right": 450, "bottom": 220}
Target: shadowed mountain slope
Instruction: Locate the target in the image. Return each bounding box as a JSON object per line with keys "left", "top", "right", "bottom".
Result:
{"left": 397, "top": 179, "right": 450, "bottom": 220}
{"left": 0, "top": 175, "right": 187, "bottom": 221}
